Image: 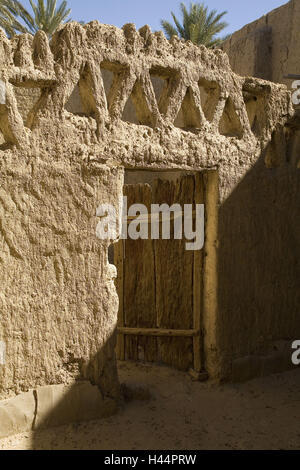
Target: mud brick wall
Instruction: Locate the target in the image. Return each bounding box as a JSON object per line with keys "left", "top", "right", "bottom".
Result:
{"left": 0, "top": 19, "right": 297, "bottom": 413}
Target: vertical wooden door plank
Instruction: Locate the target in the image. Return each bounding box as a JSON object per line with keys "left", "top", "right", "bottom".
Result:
{"left": 154, "top": 176, "right": 194, "bottom": 370}
{"left": 123, "top": 183, "right": 157, "bottom": 362}
{"left": 115, "top": 239, "right": 125, "bottom": 360}
{"left": 193, "top": 172, "right": 204, "bottom": 372}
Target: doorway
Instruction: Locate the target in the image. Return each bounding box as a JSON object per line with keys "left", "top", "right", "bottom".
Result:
{"left": 114, "top": 170, "right": 208, "bottom": 374}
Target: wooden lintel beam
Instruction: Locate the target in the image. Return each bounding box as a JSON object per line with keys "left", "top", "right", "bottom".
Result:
{"left": 117, "top": 327, "right": 200, "bottom": 337}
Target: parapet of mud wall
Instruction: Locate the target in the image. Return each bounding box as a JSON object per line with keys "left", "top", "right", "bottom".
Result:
{"left": 0, "top": 20, "right": 298, "bottom": 435}
{"left": 222, "top": 0, "right": 300, "bottom": 86}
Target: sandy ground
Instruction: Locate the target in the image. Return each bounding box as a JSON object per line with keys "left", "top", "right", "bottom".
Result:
{"left": 0, "top": 362, "right": 299, "bottom": 450}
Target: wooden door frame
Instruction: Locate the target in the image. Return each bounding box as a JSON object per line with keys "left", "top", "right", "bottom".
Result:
{"left": 115, "top": 169, "right": 219, "bottom": 380}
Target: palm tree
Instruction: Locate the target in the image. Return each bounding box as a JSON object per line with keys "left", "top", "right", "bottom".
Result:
{"left": 0, "top": 0, "right": 71, "bottom": 37}
{"left": 161, "top": 2, "right": 228, "bottom": 48}
{"left": 0, "top": 0, "right": 27, "bottom": 36}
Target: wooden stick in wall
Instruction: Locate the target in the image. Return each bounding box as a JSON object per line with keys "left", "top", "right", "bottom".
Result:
{"left": 118, "top": 327, "right": 200, "bottom": 337}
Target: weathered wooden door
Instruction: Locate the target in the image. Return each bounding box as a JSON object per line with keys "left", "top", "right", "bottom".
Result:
{"left": 115, "top": 173, "right": 204, "bottom": 372}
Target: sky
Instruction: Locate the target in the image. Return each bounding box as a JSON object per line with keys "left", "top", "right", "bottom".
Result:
{"left": 21, "top": 0, "right": 288, "bottom": 36}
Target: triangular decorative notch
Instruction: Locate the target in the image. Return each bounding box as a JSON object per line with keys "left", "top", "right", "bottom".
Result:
{"left": 219, "top": 97, "right": 243, "bottom": 139}
{"left": 65, "top": 82, "right": 85, "bottom": 116}
{"left": 149, "top": 69, "right": 169, "bottom": 108}
{"left": 12, "top": 85, "right": 42, "bottom": 129}
{"left": 122, "top": 79, "right": 155, "bottom": 127}
{"left": 65, "top": 63, "right": 107, "bottom": 119}
{"left": 198, "top": 78, "right": 220, "bottom": 123}
{"left": 100, "top": 63, "right": 116, "bottom": 108}
{"left": 122, "top": 93, "right": 139, "bottom": 124}
{"left": 243, "top": 88, "right": 265, "bottom": 137}
{"left": 174, "top": 87, "right": 202, "bottom": 130}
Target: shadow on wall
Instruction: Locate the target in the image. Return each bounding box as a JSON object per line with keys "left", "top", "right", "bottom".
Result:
{"left": 218, "top": 150, "right": 300, "bottom": 380}
{"left": 30, "top": 328, "right": 121, "bottom": 446}
{"left": 254, "top": 27, "right": 273, "bottom": 81}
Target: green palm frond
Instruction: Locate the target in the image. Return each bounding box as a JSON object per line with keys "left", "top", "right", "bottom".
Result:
{"left": 0, "top": 0, "right": 71, "bottom": 37}
{"left": 0, "top": 0, "right": 29, "bottom": 36}
{"left": 171, "top": 10, "right": 186, "bottom": 39}
{"left": 160, "top": 20, "right": 178, "bottom": 40}
{"left": 161, "top": 1, "right": 229, "bottom": 48}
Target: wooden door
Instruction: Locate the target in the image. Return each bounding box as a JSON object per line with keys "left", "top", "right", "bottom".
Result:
{"left": 115, "top": 173, "right": 204, "bottom": 372}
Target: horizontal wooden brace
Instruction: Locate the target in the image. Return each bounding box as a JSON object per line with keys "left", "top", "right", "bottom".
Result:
{"left": 117, "top": 327, "right": 200, "bottom": 337}
{"left": 124, "top": 210, "right": 197, "bottom": 224}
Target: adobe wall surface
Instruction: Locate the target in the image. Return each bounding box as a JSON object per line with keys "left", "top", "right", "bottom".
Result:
{"left": 222, "top": 0, "right": 300, "bottom": 86}
{"left": 0, "top": 20, "right": 298, "bottom": 429}
{"left": 220, "top": 1, "right": 300, "bottom": 378}
{"left": 0, "top": 157, "right": 122, "bottom": 399}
